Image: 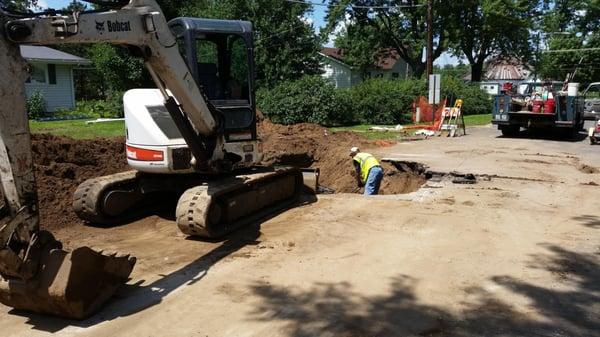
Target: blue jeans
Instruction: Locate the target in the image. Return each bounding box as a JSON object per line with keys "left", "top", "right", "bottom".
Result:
{"left": 364, "top": 166, "right": 383, "bottom": 195}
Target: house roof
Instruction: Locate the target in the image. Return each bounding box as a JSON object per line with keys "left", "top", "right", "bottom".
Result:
{"left": 484, "top": 56, "right": 531, "bottom": 81}
{"left": 374, "top": 49, "right": 401, "bottom": 70}
{"left": 320, "top": 47, "right": 401, "bottom": 70}
{"left": 20, "top": 46, "right": 91, "bottom": 65}
{"left": 320, "top": 47, "right": 347, "bottom": 62}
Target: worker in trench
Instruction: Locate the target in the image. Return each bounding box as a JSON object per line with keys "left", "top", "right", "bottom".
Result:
{"left": 349, "top": 147, "right": 384, "bottom": 195}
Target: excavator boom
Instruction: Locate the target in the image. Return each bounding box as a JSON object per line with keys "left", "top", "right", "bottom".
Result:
{"left": 0, "top": 0, "right": 305, "bottom": 319}
{"left": 0, "top": 20, "right": 136, "bottom": 319}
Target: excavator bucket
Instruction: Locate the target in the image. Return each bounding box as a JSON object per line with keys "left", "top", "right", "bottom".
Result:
{"left": 0, "top": 245, "right": 135, "bottom": 319}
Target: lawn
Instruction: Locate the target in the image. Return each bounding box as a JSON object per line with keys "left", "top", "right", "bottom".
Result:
{"left": 463, "top": 113, "right": 492, "bottom": 126}
{"left": 29, "top": 114, "right": 493, "bottom": 140}
{"left": 330, "top": 113, "right": 492, "bottom": 140}
{"left": 29, "top": 119, "right": 125, "bottom": 139}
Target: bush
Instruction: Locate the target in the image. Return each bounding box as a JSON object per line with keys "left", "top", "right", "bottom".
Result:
{"left": 257, "top": 76, "right": 352, "bottom": 126}
{"left": 67, "top": 91, "right": 125, "bottom": 119}
{"left": 345, "top": 78, "right": 426, "bottom": 124}
{"left": 441, "top": 76, "right": 493, "bottom": 115}
{"left": 257, "top": 75, "right": 492, "bottom": 127}
{"left": 26, "top": 90, "right": 46, "bottom": 119}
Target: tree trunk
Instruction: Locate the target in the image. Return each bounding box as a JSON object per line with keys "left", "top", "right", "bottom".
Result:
{"left": 470, "top": 59, "right": 485, "bottom": 82}
{"left": 412, "top": 62, "right": 426, "bottom": 78}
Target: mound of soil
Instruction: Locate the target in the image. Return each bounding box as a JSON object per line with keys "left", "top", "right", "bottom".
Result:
{"left": 31, "top": 134, "right": 129, "bottom": 230}
{"left": 1, "top": 120, "right": 424, "bottom": 232}
{"left": 258, "top": 120, "right": 425, "bottom": 194}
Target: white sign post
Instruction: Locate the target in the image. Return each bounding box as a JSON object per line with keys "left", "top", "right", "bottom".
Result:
{"left": 428, "top": 74, "right": 441, "bottom": 105}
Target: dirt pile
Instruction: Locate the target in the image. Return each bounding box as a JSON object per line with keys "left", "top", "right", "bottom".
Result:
{"left": 1, "top": 121, "right": 424, "bottom": 232}
{"left": 31, "top": 134, "right": 129, "bottom": 230}
{"left": 258, "top": 120, "right": 425, "bottom": 194}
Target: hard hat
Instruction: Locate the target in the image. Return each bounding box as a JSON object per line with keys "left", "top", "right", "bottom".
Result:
{"left": 349, "top": 146, "right": 359, "bottom": 155}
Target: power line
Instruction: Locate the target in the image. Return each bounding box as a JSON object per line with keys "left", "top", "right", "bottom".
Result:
{"left": 255, "top": 8, "right": 376, "bottom": 49}
{"left": 543, "top": 47, "right": 600, "bottom": 53}
{"left": 284, "top": 0, "right": 425, "bottom": 9}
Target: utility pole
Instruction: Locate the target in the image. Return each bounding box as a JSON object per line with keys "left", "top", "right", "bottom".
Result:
{"left": 426, "top": 0, "right": 433, "bottom": 78}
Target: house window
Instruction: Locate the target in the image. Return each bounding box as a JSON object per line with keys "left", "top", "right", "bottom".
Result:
{"left": 375, "top": 73, "right": 383, "bottom": 78}
{"left": 391, "top": 72, "right": 399, "bottom": 79}
{"left": 26, "top": 63, "right": 47, "bottom": 84}
{"left": 48, "top": 64, "right": 56, "bottom": 85}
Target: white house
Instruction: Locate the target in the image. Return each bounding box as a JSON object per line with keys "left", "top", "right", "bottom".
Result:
{"left": 319, "top": 47, "right": 411, "bottom": 89}
{"left": 21, "top": 46, "right": 91, "bottom": 112}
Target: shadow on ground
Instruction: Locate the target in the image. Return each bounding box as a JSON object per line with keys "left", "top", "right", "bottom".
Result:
{"left": 573, "top": 215, "right": 600, "bottom": 229}
{"left": 8, "top": 195, "right": 317, "bottom": 332}
{"left": 248, "top": 243, "right": 600, "bottom": 337}
{"left": 497, "top": 128, "right": 588, "bottom": 143}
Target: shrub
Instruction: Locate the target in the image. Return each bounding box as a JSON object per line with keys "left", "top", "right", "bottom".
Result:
{"left": 26, "top": 90, "right": 46, "bottom": 119}
{"left": 257, "top": 75, "right": 492, "bottom": 127}
{"left": 345, "top": 78, "right": 426, "bottom": 124}
{"left": 441, "top": 76, "right": 493, "bottom": 115}
{"left": 257, "top": 76, "right": 353, "bottom": 126}
{"left": 71, "top": 91, "right": 125, "bottom": 119}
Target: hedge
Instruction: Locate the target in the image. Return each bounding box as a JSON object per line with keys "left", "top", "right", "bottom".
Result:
{"left": 257, "top": 75, "right": 493, "bottom": 126}
{"left": 256, "top": 76, "right": 352, "bottom": 126}
{"left": 344, "top": 78, "right": 426, "bottom": 124}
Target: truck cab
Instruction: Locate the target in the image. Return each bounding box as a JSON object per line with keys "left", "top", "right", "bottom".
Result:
{"left": 583, "top": 82, "right": 600, "bottom": 120}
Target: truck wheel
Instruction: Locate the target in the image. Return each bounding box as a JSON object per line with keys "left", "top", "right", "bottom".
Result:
{"left": 568, "top": 127, "right": 580, "bottom": 140}
{"left": 500, "top": 125, "right": 519, "bottom": 137}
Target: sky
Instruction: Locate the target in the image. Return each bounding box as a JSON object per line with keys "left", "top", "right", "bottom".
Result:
{"left": 40, "top": 0, "right": 460, "bottom": 66}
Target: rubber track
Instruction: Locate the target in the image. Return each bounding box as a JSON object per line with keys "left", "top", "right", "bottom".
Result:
{"left": 72, "top": 171, "right": 138, "bottom": 225}
{"left": 175, "top": 168, "right": 302, "bottom": 238}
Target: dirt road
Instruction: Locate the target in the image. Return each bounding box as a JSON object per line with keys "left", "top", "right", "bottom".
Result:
{"left": 1, "top": 125, "right": 599, "bottom": 336}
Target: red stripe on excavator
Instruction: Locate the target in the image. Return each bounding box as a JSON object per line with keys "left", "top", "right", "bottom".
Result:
{"left": 126, "top": 145, "right": 164, "bottom": 161}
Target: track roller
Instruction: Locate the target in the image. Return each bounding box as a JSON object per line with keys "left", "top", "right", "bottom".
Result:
{"left": 73, "top": 171, "right": 142, "bottom": 225}
{"left": 176, "top": 167, "right": 303, "bottom": 238}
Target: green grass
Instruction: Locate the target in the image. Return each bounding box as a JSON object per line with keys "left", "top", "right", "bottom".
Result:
{"left": 463, "top": 114, "right": 492, "bottom": 126}
{"left": 329, "top": 114, "right": 492, "bottom": 140}
{"left": 28, "top": 114, "right": 492, "bottom": 141}
{"left": 329, "top": 125, "right": 409, "bottom": 140}
{"left": 29, "top": 119, "right": 125, "bottom": 139}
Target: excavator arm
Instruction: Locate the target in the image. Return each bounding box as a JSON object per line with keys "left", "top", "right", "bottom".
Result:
{"left": 4, "top": 0, "right": 228, "bottom": 167}
{"left": 0, "top": 0, "right": 226, "bottom": 319}
{"left": 0, "top": 27, "right": 42, "bottom": 280}
{"left": 0, "top": 0, "right": 304, "bottom": 319}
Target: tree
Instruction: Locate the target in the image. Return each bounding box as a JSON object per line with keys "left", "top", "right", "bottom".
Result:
{"left": 181, "top": 0, "right": 323, "bottom": 88}
{"left": 326, "top": 0, "right": 456, "bottom": 78}
{"left": 448, "top": 0, "right": 538, "bottom": 82}
{"left": 333, "top": 23, "right": 380, "bottom": 78}
{"left": 434, "top": 63, "right": 470, "bottom": 79}
{"left": 537, "top": 0, "right": 600, "bottom": 83}
{"left": 1, "top": 0, "right": 36, "bottom": 11}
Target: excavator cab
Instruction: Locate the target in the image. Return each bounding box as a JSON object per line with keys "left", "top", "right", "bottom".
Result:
{"left": 170, "top": 18, "right": 257, "bottom": 144}
{"left": 123, "top": 18, "right": 260, "bottom": 174}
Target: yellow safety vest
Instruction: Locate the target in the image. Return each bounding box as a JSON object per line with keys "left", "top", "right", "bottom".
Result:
{"left": 353, "top": 152, "right": 380, "bottom": 183}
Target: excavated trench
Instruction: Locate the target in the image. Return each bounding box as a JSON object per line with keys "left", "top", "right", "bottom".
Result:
{"left": 258, "top": 120, "right": 428, "bottom": 195}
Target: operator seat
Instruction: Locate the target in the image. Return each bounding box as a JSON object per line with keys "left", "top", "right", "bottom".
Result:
{"left": 197, "top": 63, "right": 219, "bottom": 99}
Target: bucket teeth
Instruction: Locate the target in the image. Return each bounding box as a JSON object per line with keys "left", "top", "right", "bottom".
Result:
{"left": 0, "top": 245, "right": 136, "bottom": 319}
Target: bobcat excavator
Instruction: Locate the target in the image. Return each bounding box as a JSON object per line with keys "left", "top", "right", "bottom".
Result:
{"left": 0, "top": 0, "right": 304, "bottom": 319}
